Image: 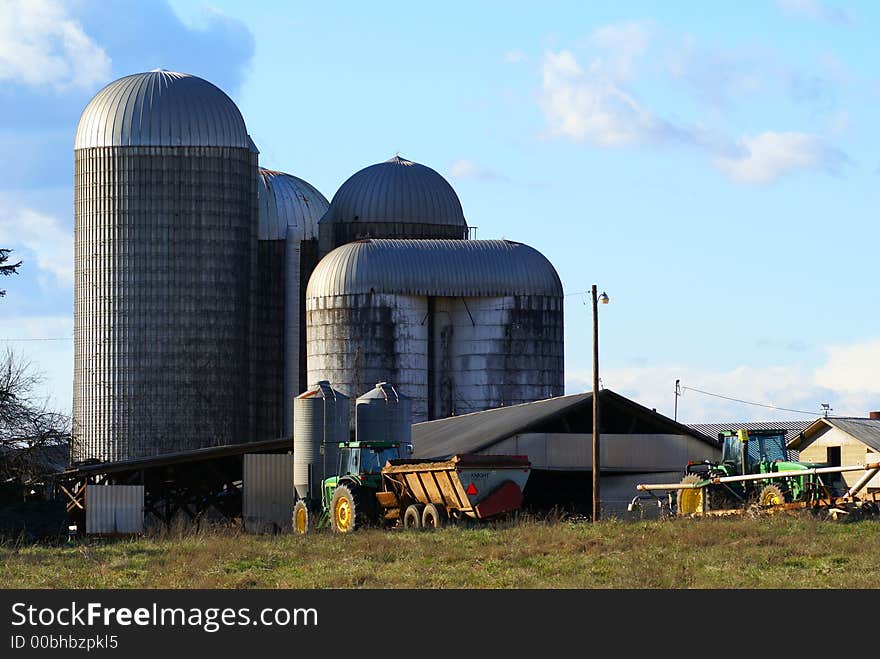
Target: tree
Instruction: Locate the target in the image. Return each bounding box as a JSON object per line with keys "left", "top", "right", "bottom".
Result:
{"left": 0, "top": 248, "right": 22, "bottom": 297}
{"left": 0, "top": 349, "right": 70, "bottom": 486}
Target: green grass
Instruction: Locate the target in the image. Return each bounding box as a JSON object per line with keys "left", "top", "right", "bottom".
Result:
{"left": 2, "top": 514, "right": 879, "bottom": 589}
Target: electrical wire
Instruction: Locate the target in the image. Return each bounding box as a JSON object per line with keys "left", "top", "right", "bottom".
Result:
{"left": 680, "top": 385, "right": 817, "bottom": 416}
{"left": 0, "top": 337, "right": 73, "bottom": 341}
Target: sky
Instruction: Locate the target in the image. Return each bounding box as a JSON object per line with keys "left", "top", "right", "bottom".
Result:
{"left": 1, "top": 0, "right": 879, "bottom": 425}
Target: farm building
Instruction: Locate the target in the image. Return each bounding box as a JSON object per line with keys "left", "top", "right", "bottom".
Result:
{"left": 411, "top": 389, "right": 719, "bottom": 517}
{"left": 786, "top": 414, "right": 880, "bottom": 495}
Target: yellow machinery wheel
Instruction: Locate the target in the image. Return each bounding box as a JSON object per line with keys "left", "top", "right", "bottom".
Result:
{"left": 676, "top": 474, "right": 705, "bottom": 516}
{"left": 329, "top": 484, "right": 362, "bottom": 533}
{"left": 758, "top": 483, "right": 786, "bottom": 508}
{"left": 292, "top": 500, "right": 309, "bottom": 535}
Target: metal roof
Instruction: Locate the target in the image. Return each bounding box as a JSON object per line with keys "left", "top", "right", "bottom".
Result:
{"left": 412, "top": 389, "right": 717, "bottom": 458}
{"left": 258, "top": 168, "right": 329, "bottom": 241}
{"left": 306, "top": 238, "right": 563, "bottom": 298}
{"left": 319, "top": 155, "right": 467, "bottom": 228}
{"left": 790, "top": 417, "right": 880, "bottom": 452}
{"left": 687, "top": 420, "right": 812, "bottom": 445}
{"left": 74, "top": 69, "right": 249, "bottom": 149}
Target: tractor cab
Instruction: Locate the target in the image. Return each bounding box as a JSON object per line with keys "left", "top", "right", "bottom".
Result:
{"left": 320, "top": 441, "right": 408, "bottom": 519}
{"left": 720, "top": 429, "right": 789, "bottom": 475}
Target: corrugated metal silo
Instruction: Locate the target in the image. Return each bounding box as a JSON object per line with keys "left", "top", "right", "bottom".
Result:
{"left": 254, "top": 168, "right": 329, "bottom": 440}
{"left": 318, "top": 155, "right": 469, "bottom": 255}
{"left": 293, "top": 381, "right": 349, "bottom": 500}
{"left": 72, "top": 69, "right": 257, "bottom": 462}
{"left": 306, "top": 239, "right": 564, "bottom": 428}
{"left": 355, "top": 382, "right": 412, "bottom": 444}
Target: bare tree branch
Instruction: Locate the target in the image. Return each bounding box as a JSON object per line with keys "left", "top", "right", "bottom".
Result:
{"left": 0, "top": 348, "right": 70, "bottom": 484}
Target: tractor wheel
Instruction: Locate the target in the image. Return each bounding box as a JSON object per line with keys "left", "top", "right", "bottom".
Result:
{"left": 292, "top": 500, "right": 310, "bottom": 535}
{"left": 758, "top": 484, "right": 786, "bottom": 508}
{"left": 403, "top": 504, "right": 423, "bottom": 529}
{"left": 676, "top": 474, "right": 705, "bottom": 515}
{"left": 421, "top": 503, "right": 446, "bottom": 529}
{"left": 330, "top": 484, "right": 365, "bottom": 533}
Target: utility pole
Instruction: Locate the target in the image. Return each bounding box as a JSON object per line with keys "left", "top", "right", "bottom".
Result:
{"left": 592, "top": 284, "right": 600, "bottom": 523}
{"left": 674, "top": 379, "right": 681, "bottom": 422}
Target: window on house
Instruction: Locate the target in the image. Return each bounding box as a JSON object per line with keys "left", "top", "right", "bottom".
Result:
{"left": 827, "top": 446, "right": 841, "bottom": 467}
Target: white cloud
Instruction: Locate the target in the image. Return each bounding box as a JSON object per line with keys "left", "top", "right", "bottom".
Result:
{"left": 0, "top": 207, "right": 73, "bottom": 287}
{"left": 588, "top": 20, "right": 652, "bottom": 79}
{"left": 814, "top": 339, "right": 880, "bottom": 394}
{"left": 0, "top": 0, "right": 111, "bottom": 91}
{"left": 713, "top": 131, "right": 847, "bottom": 184}
{"left": 566, "top": 337, "right": 880, "bottom": 423}
{"left": 776, "top": 0, "right": 851, "bottom": 24}
{"left": 504, "top": 50, "right": 527, "bottom": 64}
{"left": 539, "top": 49, "right": 677, "bottom": 147}
{"left": 449, "top": 159, "right": 505, "bottom": 181}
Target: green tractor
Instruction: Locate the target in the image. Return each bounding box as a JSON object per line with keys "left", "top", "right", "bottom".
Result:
{"left": 292, "top": 440, "right": 406, "bottom": 533}
{"left": 677, "top": 428, "right": 845, "bottom": 515}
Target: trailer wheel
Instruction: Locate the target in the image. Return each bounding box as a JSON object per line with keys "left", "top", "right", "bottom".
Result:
{"left": 292, "top": 500, "right": 310, "bottom": 535}
{"left": 421, "top": 503, "right": 446, "bottom": 529}
{"left": 403, "top": 504, "right": 423, "bottom": 529}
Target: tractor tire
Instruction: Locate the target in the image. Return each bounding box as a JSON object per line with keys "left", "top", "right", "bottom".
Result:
{"left": 421, "top": 503, "right": 446, "bottom": 529}
{"left": 292, "top": 500, "right": 310, "bottom": 535}
{"left": 758, "top": 483, "right": 786, "bottom": 508}
{"left": 676, "top": 474, "right": 705, "bottom": 515}
{"left": 330, "top": 484, "right": 366, "bottom": 533}
{"left": 403, "top": 504, "right": 423, "bottom": 529}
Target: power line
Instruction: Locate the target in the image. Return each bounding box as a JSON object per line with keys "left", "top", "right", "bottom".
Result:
{"left": 0, "top": 337, "right": 73, "bottom": 342}
{"left": 680, "top": 385, "right": 818, "bottom": 416}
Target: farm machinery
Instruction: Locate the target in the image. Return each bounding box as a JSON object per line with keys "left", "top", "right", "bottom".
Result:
{"left": 292, "top": 439, "right": 531, "bottom": 534}
{"left": 631, "top": 428, "right": 880, "bottom": 519}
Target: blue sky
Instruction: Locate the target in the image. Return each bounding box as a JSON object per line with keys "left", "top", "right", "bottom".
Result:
{"left": 1, "top": 0, "right": 878, "bottom": 423}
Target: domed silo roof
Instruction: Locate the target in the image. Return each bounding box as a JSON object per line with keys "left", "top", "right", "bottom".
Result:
{"left": 258, "top": 168, "right": 330, "bottom": 241}
{"left": 74, "top": 69, "right": 249, "bottom": 149}
{"left": 307, "top": 239, "right": 563, "bottom": 299}
{"left": 320, "top": 155, "right": 468, "bottom": 231}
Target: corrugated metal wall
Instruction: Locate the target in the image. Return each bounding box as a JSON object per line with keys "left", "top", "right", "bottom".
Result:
{"left": 73, "top": 146, "right": 257, "bottom": 462}
{"left": 243, "top": 454, "right": 295, "bottom": 533}
{"left": 85, "top": 485, "right": 144, "bottom": 535}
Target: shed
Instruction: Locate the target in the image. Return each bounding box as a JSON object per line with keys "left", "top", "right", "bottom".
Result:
{"left": 787, "top": 416, "right": 880, "bottom": 494}
{"left": 411, "top": 389, "right": 719, "bottom": 517}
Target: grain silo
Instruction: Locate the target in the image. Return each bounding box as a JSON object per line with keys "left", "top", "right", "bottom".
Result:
{"left": 355, "top": 382, "right": 412, "bottom": 445}
{"left": 293, "top": 381, "right": 349, "bottom": 500}
{"left": 317, "top": 155, "right": 469, "bottom": 255}
{"left": 253, "top": 168, "right": 329, "bottom": 440}
{"left": 306, "top": 239, "right": 564, "bottom": 427}
{"left": 72, "top": 69, "right": 258, "bottom": 462}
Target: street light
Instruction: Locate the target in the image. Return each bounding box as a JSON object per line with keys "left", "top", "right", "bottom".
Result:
{"left": 592, "top": 285, "right": 609, "bottom": 523}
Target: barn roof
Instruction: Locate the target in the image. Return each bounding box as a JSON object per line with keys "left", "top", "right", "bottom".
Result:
{"left": 412, "top": 389, "right": 717, "bottom": 458}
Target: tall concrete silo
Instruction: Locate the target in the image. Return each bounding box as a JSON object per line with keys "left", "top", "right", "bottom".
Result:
{"left": 72, "top": 69, "right": 258, "bottom": 462}
{"left": 317, "top": 155, "right": 469, "bottom": 255}
{"left": 306, "top": 239, "right": 564, "bottom": 428}
{"left": 254, "top": 168, "right": 329, "bottom": 440}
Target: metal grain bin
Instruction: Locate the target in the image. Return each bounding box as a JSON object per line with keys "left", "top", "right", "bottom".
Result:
{"left": 293, "top": 381, "right": 349, "bottom": 500}
{"left": 356, "top": 382, "right": 412, "bottom": 445}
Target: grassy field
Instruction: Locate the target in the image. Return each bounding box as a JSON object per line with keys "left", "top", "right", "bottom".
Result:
{"left": 2, "top": 514, "right": 879, "bottom": 589}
